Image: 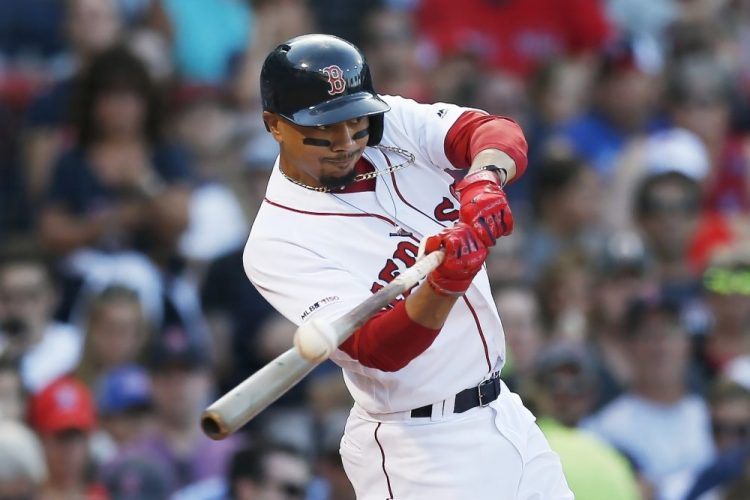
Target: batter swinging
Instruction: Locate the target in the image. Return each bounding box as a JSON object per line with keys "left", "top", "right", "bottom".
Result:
{"left": 244, "top": 34, "right": 572, "bottom": 499}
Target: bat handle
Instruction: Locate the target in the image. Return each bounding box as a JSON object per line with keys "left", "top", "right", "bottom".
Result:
{"left": 199, "top": 249, "right": 445, "bottom": 440}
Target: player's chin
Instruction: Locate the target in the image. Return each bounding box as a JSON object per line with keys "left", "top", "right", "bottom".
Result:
{"left": 319, "top": 166, "right": 358, "bottom": 190}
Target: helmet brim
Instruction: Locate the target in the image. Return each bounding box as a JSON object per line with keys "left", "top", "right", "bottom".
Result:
{"left": 284, "top": 92, "right": 390, "bottom": 127}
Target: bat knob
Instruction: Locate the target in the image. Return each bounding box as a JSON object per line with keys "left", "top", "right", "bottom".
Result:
{"left": 201, "top": 410, "right": 229, "bottom": 440}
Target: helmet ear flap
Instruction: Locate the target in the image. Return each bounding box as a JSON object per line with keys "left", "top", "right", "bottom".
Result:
{"left": 367, "top": 113, "right": 384, "bottom": 146}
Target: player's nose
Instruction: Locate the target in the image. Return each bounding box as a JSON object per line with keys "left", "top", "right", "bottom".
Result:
{"left": 329, "top": 122, "right": 358, "bottom": 151}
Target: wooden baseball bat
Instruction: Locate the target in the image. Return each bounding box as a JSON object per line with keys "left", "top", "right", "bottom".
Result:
{"left": 200, "top": 249, "right": 444, "bottom": 440}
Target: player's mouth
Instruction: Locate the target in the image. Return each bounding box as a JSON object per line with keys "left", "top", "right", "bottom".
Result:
{"left": 326, "top": 159, "right": 352, "bottom": 168}
{"left": 322, "top": 150, "right": 361, "bottom": 166}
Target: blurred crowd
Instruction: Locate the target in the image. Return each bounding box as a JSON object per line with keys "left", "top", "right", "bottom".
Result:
{"left": 0, "top": 0, "right": 750, "bottom": 499}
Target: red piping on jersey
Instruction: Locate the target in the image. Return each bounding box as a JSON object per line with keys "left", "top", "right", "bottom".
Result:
{"left": 382, "top": 149, "right": 447, "bottom": 228}
{"left": 264, "top": 196, "right": 441, "bottom": 372}
{"left": 263, "top": 198, "right": 397, "bottom": 226}
{"left": 463, "top": 296, "right": 491, "bottom": 371}
{"left": 374, "top": 423, "right": 394, "bottom": 499}
{"left": 381, "top": 151, "right": 492, "bottom": 372}
{"left": 444, "top": 111, "right": 528, "bottom": 181}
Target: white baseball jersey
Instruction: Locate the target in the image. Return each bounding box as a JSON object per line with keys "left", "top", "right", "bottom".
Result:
{"left": 244, "top": 95, "right": 506, "bottom": 415}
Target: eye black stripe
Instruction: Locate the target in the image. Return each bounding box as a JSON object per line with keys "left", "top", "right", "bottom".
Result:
{"left": 352, "top": 128, "right": 370, "bottom": 140}
{"left": 302, "top": 138, "right": 331, "bottom": 147}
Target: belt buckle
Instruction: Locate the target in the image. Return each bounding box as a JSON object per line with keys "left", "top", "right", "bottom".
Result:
{"left": 477, "top": 379, "right": 493, "bottom": 407}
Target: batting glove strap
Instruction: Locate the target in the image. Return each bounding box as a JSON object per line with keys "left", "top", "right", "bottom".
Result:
{"left": 455, "top": 170, "right": 513, "bottom": 247}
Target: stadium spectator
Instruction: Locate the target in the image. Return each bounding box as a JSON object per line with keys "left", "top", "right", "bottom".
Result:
{"left": 560, "top": 38, "right": 664, "bottom": 179}
{"left": 40, "top": 45, "right": 192, "bottom": 262}
{"left": 588, "top": 231, "right": 654, "bottom": 408}
{"left": 0, "top": 354, "right": 26, "bottom": 421}
{"left": 415, "top": 0, "right": 612, "bottom": 78}
{"left": 28, "top": 375, "right": 107, "bottom": 499}
{"left": 665, "top": 55, "right": 750, "bottom": 215}
{"left": 0, "top": 243, "right": 82, "bottom": 394}
{"left": 536, "top": 251, "right": 595, "bottom": 340}
{"left": 232, "top": 0, "right": 313, "bottom": 110}
{"left": 38, "top": 46, "right": 203, "bottom": 341}
{"left": 525, "top": 154, "right": 604, "bottom": 284}
{"left": 93, "top": 364, "right": 154, "bottom": 457}
{"left": 583, "top": 292, "right": 715, "bottom": 498}
{"left": 75, "top": 285, "right": 150, "bottom": 387}
{"left": 200, "top": 247, "right": 277, "bottom": 392}
{"left": 493, "top": 283, "right": 546, "bottom": 397}
{"left": 532, "top": 341, "right": 641, "bottom": 500}
{"left": 694, "top": 245, "right": 750, "bottom": 382}
{"left": 361, "top": 7, "right": 429, "bottom": 102}
{"left": 226, "top": 443, "right": 311, "bottom": 500}
{"left": 23, "top": 0, "right": 124, "bottom": 201}
{"left": 684, "top": 379, "right": 750, "bottom": 499}
{"left": 634, "top": 171, "right": 704, "bottom": 306}
{"left": 118, "top": 325, "right": 243, "bottom": 494}
{"left": 606, "top": 127, "right": 711, "bottom": 233}
{"left": 149, "top": 0, "right": 250, "bottom": 84}
{"left": 0, "top": 420, "right": 48, "bottom": 499}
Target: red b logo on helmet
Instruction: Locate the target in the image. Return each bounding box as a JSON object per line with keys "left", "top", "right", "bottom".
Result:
{"left": 322, "top": 65, "right": 346, "bottom": 95}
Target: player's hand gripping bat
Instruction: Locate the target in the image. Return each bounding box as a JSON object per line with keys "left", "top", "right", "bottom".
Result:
{"left": 200, "top": 249, "right": 445, "bottom": 440}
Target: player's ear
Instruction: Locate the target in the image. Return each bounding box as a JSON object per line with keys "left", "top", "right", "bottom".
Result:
{"left": 263, "top": 112, "right": 284, "bottom": 142}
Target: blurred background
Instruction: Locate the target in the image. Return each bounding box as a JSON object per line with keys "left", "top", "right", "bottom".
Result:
{"left": 0, "top": 0, "right": 749, "bottom": 499}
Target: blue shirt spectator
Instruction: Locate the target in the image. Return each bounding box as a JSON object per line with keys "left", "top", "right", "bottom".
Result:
{"left": 162, "top": 0, "right": 250, "bottom": 83}
{"left": 45, "top": 144, "right": 192, "bottom": 253}
{"left": 582, "top": 394, "right": 715, "bottom": 499}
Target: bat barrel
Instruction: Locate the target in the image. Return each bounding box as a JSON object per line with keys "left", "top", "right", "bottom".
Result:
{"left": 200, "top": 348, "right": 318, "bottom": 440}
{"left": 198, "top": 250, "right": 444, "bottom": 440}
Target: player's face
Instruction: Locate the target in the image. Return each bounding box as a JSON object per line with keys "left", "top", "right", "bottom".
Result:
{"left": 266, "top": 112, "right": 370, "bottom": 189}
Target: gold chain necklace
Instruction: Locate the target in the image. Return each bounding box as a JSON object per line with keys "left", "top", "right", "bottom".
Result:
{"left": 279, "top": 145, "right": 416, "bottom": 193}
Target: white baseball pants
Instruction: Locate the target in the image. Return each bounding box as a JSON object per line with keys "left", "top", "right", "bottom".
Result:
{"left": 340, "top": 381, "right": 573, "bottom": 499}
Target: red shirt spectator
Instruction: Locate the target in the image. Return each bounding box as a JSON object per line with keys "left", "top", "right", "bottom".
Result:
{"left": 416, "top": 0, "right": 613, "bottom": 77}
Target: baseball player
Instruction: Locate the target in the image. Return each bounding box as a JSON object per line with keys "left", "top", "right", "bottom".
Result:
{"left": 244, "top": 34, "right": 572, "bottom": 499}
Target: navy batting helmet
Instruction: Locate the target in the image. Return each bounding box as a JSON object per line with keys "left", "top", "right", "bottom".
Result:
{"left": 260, "top": 34, "right": 390, "bottom": 146}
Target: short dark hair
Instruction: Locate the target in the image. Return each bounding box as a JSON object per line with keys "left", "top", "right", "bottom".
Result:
{"left": 634, "top": 171, "right": 701, "bottom": 218}
{"left": 531, "top": 154, "right": 587, "bottom": 216}
{"left": 664, "top": 54, "right": 733, "bottom": 107}
{"left": 0, "top": 352, "right": 21, "bottom": 374}
{"left": 0, "top": 352, "right": 27, "bottom": 406}
{"left": 708, "top": 378, "right": 750, "bottom": 408}
{"left": 228, "top": 443, "right": 307, "bottom": 497}
{"left": 595, "top": 37, "right": 641, "bottom": 82}
{"left": 71, "top": 45, "right": 162, "bottom": 147}
{"left": 623, "top": 293, "right": 682, "bottom": 337}
{"left": 0, "top": 240, "right": 55, "bottom": 284}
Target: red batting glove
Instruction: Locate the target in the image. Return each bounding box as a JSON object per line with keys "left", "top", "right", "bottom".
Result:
{"left": 422, "top": 223, "right": 488, "bottom": 296}
{"left": 454, "top": 169, "right": 514, "bottom": 247}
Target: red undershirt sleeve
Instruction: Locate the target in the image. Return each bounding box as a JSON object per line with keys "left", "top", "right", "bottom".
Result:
{"left": 338, "top": 299, "right": 441, "bottom": 372}
{"left": 444, "top": 111, "right": 528, "bottom": 182}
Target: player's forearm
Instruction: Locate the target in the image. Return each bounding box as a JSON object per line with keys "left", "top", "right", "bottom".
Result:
{"left": 339, "top": 298, "right": 443, "bottom": 372}
{"left": 404, "top": 281, "right": 460, "bottom": 329}
{"left": 469, "top": 148, "right": 517, "bottom": 184}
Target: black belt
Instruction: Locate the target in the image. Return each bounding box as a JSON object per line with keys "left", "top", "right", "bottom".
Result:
{"left": 410, "top": 373, "right": 502, "bottom": 418}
